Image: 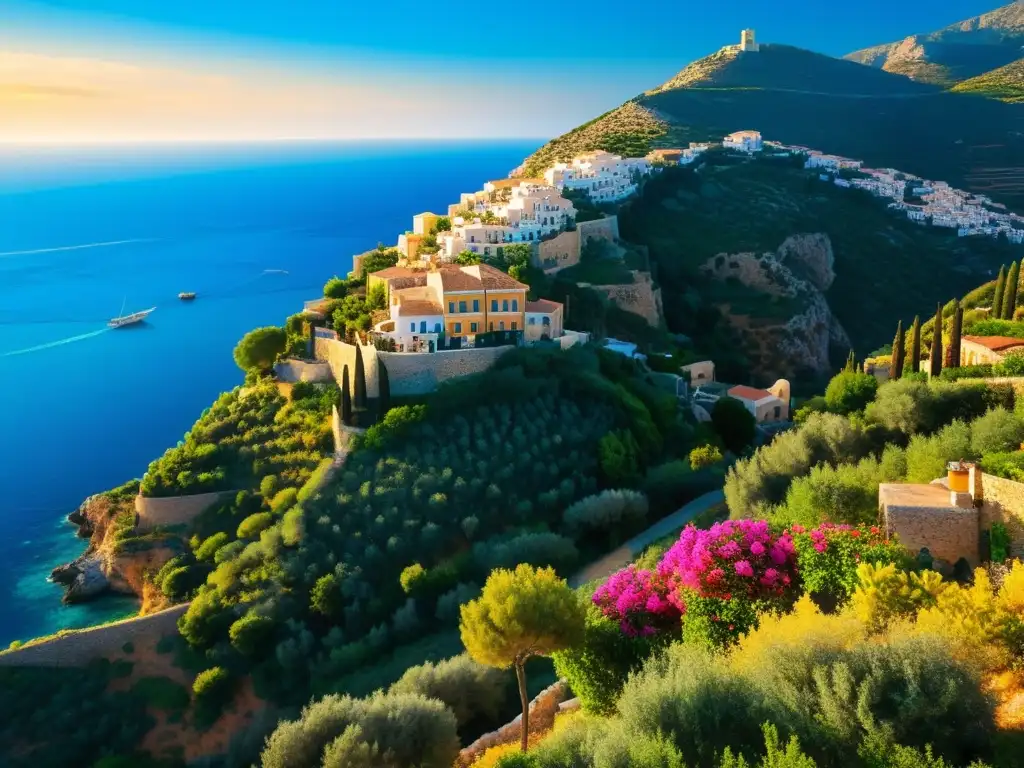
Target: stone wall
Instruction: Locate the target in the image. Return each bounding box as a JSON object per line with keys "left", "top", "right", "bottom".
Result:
{"left": 135, "top": 491, "right": 233, "bottom": 532}
{"left": 977, "top": 472, "right": 1024, "bottom": 559}
{"left": 558, "top": 330, "right": 590, "bottom": 350}
{"left": 536, "top": 229, "right": 580, "bottom": 273}
{"left": 455, "top": 680, "right": 569, "bottom": 767}
{"left": 314, "top": 336, "right": 381, "bottom": 399}
{"left": 577, "top": 216, "right": 620, "bottom": 245}
{"left": 589, "top": 270, "right": 664, "bottom": 326}
{"left": 0, "top": 604, "right": 189, "bottom": 668}
{"left": 376, "top": 345, "right": 512, "bottom": 396}
{"left": 273, "top": 359, "right": 333, "bottom": 383}
{"left": 883, "top": 502, "right": 979, "bottom": 566}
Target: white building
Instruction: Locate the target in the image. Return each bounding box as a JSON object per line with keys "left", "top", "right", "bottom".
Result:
{"left": 544, "top": 150, "right": 652, "bottom": 203}
{"left": 723, "top": 130, "right": 763, "bottom": 153}
{"left": 739, "top": 28, "right": 760, "bottom": 52}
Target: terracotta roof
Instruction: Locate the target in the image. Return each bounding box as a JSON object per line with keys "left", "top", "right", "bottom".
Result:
{"left": 472, "top": 263, "right": 528, "bottom": 291}
{"left": 371, "top": 266, "right": 421, "bottom": 280}
{"left": 728, "top": 385, "right": 775, "bottom": 402}
{"left": 963, "top": 335, "right": 1024, "bottom": 353}
{"left": 487, "top": 178, "right": 545, "bottom": 188}
{"left": 436, "top": 266, "right": 483, "bottom": 292}
{"left": 396, "top": 299, "right": 443, "bottom": 317}
{"left": 526, "top": 299, "right": 562, "bottom": 314}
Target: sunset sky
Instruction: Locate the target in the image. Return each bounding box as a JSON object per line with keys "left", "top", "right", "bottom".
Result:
{"left": 0, "top": 0, "right": 1002, "bottom": 143}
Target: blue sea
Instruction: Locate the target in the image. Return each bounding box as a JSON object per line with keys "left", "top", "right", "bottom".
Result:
{"left": 0, "top": 140, "right": 539, "bottom": 647}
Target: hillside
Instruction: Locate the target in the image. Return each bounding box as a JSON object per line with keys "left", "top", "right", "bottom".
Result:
{"left": 520, "top": 42, "right": 1024, "bottom": 211}
{"left": 952, "top": 57, "right": 1024, "bottom": 102}
{"left": 615, "top": 152, "right": 1020, "bottom": 384}
{"left": 845, "top": 1, "right": 1024, "bottom": 86}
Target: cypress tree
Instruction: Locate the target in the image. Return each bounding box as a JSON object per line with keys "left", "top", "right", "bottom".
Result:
{"left": 377, "top": 357, "right": 391, "bottom": 419}
{"left": 891, "top": 320, "right": 905, "bottom": 379}
{"left": 353, "top": 347, "right": 367, "bottom": 409}
{"left": 1003, "top": 261, "right": 1020, "bottom": 320}
{"left": 909, "top": 316, "right": 921, "bottom": 376}
{"left": 844, "top": 349, "right": 856, "bottom": 373}
{"left": 993, "top": 264, "right": 1006, "bottom": 318}
{"left": 949, "top": 301, "right": 963, "bottom": 371}
{"left": 930, "top": 303, "right": 943, "bottom": 378}
{"left": 307, "top": 320, "right": 317, "bottom": 359}
{"left": 340, "top": 365, "right": 352, "bottom": 426}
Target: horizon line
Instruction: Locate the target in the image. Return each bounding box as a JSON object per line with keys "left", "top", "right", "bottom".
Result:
{"left": 0, "top": 136, "right": 551, "bottom": 146}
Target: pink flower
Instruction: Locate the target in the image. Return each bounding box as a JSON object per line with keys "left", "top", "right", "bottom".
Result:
{"left": 749, "top": 541, "right": 766, "bottom": 556}
{"left": 813, "top": 542, "right": 827, "bottom": 553}
{"left": 718, "top": 541, "right": 742, "bottom": 559}
{"left": 760, "top": 568, "right": 779, "bottom": 586}
{"left": 769, "top": 546, "right": 788, "bottom": 565}
{"left": 734, "top": 560, "right": 755, "bottom": 578}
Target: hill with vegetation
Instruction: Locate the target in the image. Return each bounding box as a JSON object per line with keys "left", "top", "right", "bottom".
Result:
{"left": 845, "top": 1, "right": 1024, "bottom": 87}
{"left": 519, "top": 41, "right": 1024, "bottom": 211}
{"left": 953, "top": 57, "right": 1024, "bottom": 102}
{"left": 612, "top": 151, "right": 1020, "bottom": 387}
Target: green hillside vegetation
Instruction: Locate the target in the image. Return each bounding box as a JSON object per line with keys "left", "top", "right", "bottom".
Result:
{"left": 953, "top": 58, "right": 1024, "bottom": 102}
{"left": 521, "top": 42, "right": 1024, "bottom": 210}
{"left": 615, "top": 152, "right": 1018, "bottom": 379}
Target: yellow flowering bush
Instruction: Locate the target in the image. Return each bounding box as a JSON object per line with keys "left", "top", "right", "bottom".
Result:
{"left": 850, "top": 562, "right": 946, "bottom": 632}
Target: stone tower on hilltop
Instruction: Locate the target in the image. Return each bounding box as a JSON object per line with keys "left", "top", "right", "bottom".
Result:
{"left": 739, "top": 29, "right": 759, "bottom": 52}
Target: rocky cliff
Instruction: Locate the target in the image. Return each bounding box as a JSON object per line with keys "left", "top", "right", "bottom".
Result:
{"left": 52, "top": 491, "right": 180, "bottom": 607}
{"left": 700, "top": 233, "right": 850, "bottom": 380}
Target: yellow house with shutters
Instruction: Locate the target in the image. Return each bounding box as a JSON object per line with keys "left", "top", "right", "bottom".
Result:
{"left": 368, "top": 262, "right": 532, "bottom": 344}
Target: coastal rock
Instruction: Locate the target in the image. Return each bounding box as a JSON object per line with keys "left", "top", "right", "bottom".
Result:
{"left": 51, "top": 553, "right": 110, "bottom": 604}
{"left": 700, "top": 233, "right": 849, "bottom": 380}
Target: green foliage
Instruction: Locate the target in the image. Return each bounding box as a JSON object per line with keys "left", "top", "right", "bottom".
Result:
{"left": 131, "top": 676, "right": 189, "bottom": 712}
{"left": 456, "top": 249, "right": 482, "bottom": 265}
{"left": 563, "top": 489, "right": 649, "bottom": 536}
{"left": 261, "top": 691, "right": 459, "bottom": 768}
{"left": 194, "top": 531, "right": 230, "bottom": 563}
{"left": 995, "top": 351, "right": 1024, "bottom": 376}
{"left": 970, "top": 407, "right": 1024, "bottom": 454}
{"left": 963, "top": 318, "right": 1024, "bottom": 339}
{"left": 713, "top": 397, "right": 756, "bottom": 454}
{"left": 237, "top": 511, "right": 274, "bottom": 539}
{"left": 775, "top": 456, "right": 898, "bottom": 528}
{"left": 979, "top": 450, "right": 1024, "bottom": 482}
{"left": 233, "top": 326, "right": 287, "bottom": 372}
{"left": 229, "top": 613, "right": 276, "bottom": 657}
{"left": 905, "top": 420, "right": 972, "bottom": 483}
{"left": 324, "top": 276, "right": 348, "bottom": 300}
{"left": 552, "top": 602, "right": 671, "bottom": 715}
{"left": 387, "top": 653, "right": 507, "bottom": 728}
{"left": 400, "top": 563, "right": 426, "bottom": 595}
{"left": 1003, "top": 261, "right": 1020, "bottom": 320}
{"left": 690, "top": 443, "right": 724, "bottom": 470}
{"left": 358, "top": 245, "right": 400, "bottom": 279}
{"left": 990, "top": 522, "right": 1011, "bottom": 563}
{"left": 824, "top": 372, "right": 879, "bottom": 415}
{"left": 939, "top": 365, "right": 994, "bottom": 381}
{"left": 599, "top": 429, "right": 642, "bottom": 485}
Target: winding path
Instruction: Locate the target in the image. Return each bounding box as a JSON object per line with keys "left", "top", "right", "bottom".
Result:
{"left": 569, "top": 489, "right": 725, "bottom": 587}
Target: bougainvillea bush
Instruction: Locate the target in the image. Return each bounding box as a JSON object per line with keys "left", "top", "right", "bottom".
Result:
{"left": 591, "top": 564, "right": 681, "bottom": 637}
{"left": 791, "top": 523, "right": 910, "bottom": 607}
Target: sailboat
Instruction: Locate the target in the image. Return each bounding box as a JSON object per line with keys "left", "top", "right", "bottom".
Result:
{"left": 108, "top": 297, "right": 156, "bottom": 329}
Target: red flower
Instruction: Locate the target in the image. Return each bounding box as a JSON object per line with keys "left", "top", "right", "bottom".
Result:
{"left": 870, "top": 526, "right": 880, "bottom": 535}
{"left": 728, "top": 624, "right": 735, "bottom": 631}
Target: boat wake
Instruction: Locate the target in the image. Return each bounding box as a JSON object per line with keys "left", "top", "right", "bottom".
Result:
{"left": 0, "top": 239, "right": 155, "bottom": 258}
{"left": 1, "top": 328, "right": 108, "bottom": 357}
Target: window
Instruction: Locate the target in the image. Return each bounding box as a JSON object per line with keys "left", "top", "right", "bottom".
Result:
{"left": 473, "top": 299, "right": 479, "bottom": 312}
{"left": 773, "top": 405, "right": 781, "bottom": 419}
{"left": 470, "top": 235, "right": 476, "bottom": 243}
{"left": 502, "top": 300, "right": 509, "bottom": 312}
{"left": 512, "top": 299, "right": 518, "bottom": 312}
{"left": 511, "top": 321, "right": 517, "bottom": 331}
{"left": 448, "top": 302, "right": 455, "bottom": 314}
{"left": 459, "top": 301, "right": 467, "bottom": 313}
{"left": 528, "top": 317, "right": 536, "bottom": 326}
{"left": 433, "top": 322, "right": 442, "bottom": 333}
{"left": 491, "top": 299, "right": 498, "bottom": 311}
{"left": 499, "top": 321, "right": 505, "bottom": 331}
{"left": 410, "top": 323, "right": 415, "bottom": 332}
{"left": 419, "top": 321, "right": 427, "bottom": 333}
{"left": 470, "top": 322, "right": 478, "bottom": 333}
{"left": 484, "top": 247, "right": 490, "bottom": 256}
{"left": 454, "top": 322, "right": 462, "bottom": 334}
{"left": 489, "top": 322, "right": 494, "bottom": 331}
{"left": 542, "top": 316, "right": 550, "bottom": 326}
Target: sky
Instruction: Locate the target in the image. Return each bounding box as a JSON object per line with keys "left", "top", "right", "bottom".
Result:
{"left": 0, "top": 0, "right": 1007, "bottom": 142}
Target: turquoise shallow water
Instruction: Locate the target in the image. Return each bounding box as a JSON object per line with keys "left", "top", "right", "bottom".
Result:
{"left": 0, "top": 140, "right": 539, "bottom": 646}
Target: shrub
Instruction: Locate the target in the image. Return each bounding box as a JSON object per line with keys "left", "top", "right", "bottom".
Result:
{"left": 791, "top": 523, "right": 909, "bottom": 605}
{"left": 194, "top": 532, "right": 230, "bottom": 563}
{"left": 399, "top": 563, "right": 426, "bottom": 595}
{"left": 644, "top": 460, "right": 719, "bottom": 516}
{"left": 850, "top": 563, "right": 947, "bottom": 633}
{"left": 269, "top": 487, "right": 298, "bottom": 514}
{"left": 971, "top": 407, "right": 1024, "bottom": 455}
{"left": 904, "top": 419, "right": 973, "bottom": 483}
{"left": 563, "top": 489, "right": 648, "bottom": 534}
{"left": 387, "top": 653, "right": 507, "bottom": 727}
{"left": 712, "top": 397, "right": 756, "bottom": 454}
{"left": 689, "top": 444, "right": 723, "bottom": 470}
{"left": 259, "top": 474, "right": 280, "bottom": 499}
{"left": 435, "top": 582, "right": 481, "bottom": 622}
{"left": 599, "top": 429, "right": 641, "bottom": 485}
{"left": 824, "top": 371, "right": 879, "bottom": 415}
{"left": 229, "top": 613, "right": 276, "bottom": 657}
{"left": 775, "top": 456, "right": 895, "bottom": 528}
{"left": 261, "top": 691, "right": 460, "bottom": 768}
{"left": 475, "top": 532, "right": 579, "bottom": 574}
{"left": 617, "top": 643, "right": 772, "bottom": 767}
{"left": 552, "top": 602, "right": 672, "bottom": 714}
{"left": 979, "top": 450, "right": 1024, "bottom": 481}
{"left": 995, "top": 351, "right": 1024, "bottom": 376}
{"left": 193, "top": 666, "right": 232, "bottom": 702}
{"left": 131, "top": 676, "right": 190, "bottom": 711}
{"left": 592, "top": 565, "right": 681, "bottom": 637}
{"left": 324, "top": 276, "right": 348, "bottom": 299}
{"left": 233, "top": 326, "right": 287, "bottom": 372}
{"left": 939, "top": 365, "right": 994, "bottom": 381}
{"left": 237, "top": 512, "right": 273, "bottom": 539}
{"left": 865, "top": 378, "right": 934, "bottom": 434}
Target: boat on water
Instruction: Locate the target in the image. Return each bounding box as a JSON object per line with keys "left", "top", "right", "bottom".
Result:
{"left": 178, "top": 292, "right": 196, "bottom": 301}
{"left": 108, "top": 299, "right": 156, "bottom": 329}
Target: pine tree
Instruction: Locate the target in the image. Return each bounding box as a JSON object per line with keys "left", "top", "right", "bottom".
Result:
{"left": 1003, "top": 261, "right": 1020, "bottom": 320}
{"left": 340, "top": 365, "right": 353, "bottom": 426}
{"left": 949, "top": 301, "right": 963, "bottom": 371}
{"left": 930, "top": 303, "right": 943, "bottom": 378}
{"left": 891, "top": 320, "right": 905, "bottom": 379}
{"left": 993, "top": 264, "right": 1007, "bottom": 318}
{"left": 909, "top": 316, "right": 921, "bottom": 376}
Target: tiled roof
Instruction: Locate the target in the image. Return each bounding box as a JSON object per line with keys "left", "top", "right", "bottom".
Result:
{"left": 471, "top": 263, "right": 529, "bottom": 291}
{"left": 728, "top": 385, "right": 775, "bottom": 402}
{"left": 526, "top": 299, "right": 562, "bottom": 314}
{"left": 963, "top": 335, "right": 1024, "bottom": 353}
{"left": 436, "top": 266, "right": 483, "bottom": 292}
{"left": 397, "top": 299, "right": 443, "bottom": 317}
{"left": 487, "top": 178, "right": 545, "bottom": 188}
{"left": 371, "top": 266, "right": 422, "bottom": 280}
{"left": 434, "top": 264, "right": 529, "bottom": 293}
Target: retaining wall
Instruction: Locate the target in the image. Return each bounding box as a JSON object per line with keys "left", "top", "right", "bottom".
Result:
{"left": 537, "top": 230, "right": 580, "bottom": 273}
{"left": 0, "top": 604, "right": 189, "bottom": 668}
{"left": 588, "top": 270, "right": 664, "bottom": 326}
{"left": 273, "top": 359, "right": 333, "bottom": 383}
{"left": 577, "top": 216, "right": 620, "bottom": 245}
{"left": 314, "top": 337, "right": 381, "bottom": 399}
{"left": 978, "top": 472, "right": 1024, "bottom": 560}
{"left": 135, "top": 490, "right": 234, "bottom": 532}
{"left": 884, "top": 503, "right": 979, "bottom": 566}
{"left": 376, "top": 345, "right": 512, "bottom": 396}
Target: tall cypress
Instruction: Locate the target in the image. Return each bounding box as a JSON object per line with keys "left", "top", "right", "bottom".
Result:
{"left": 993, "top": 264, "right": 1006, "bottom": 318}
{"left": 949, "top": 301, "right": 963, "bottom": 370}
{"left": 1003, "top": 261, "right": 1020, "bottom": 320}
{"left": 353, "top": 346, "right": 367, "bottom": 409}
{"left": 845, "top": 349, "right": 856, "bottom": 373}
{"left": 891, "top": 320, "right": 905, "bottom": 379}
{"left": 307, "top": 320, "right": 317, "bottom": 359}
{"left": 930, "top": 303, "right": 943, "bottom": 378}
{"left": 909, "top": 316, "right": 921, "bottom": 376}
{"left": 377, "top": 357, "right": 391, "bottom": 419}
{"left": 340, "top": 365, "right": 352, "bottom": 426}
